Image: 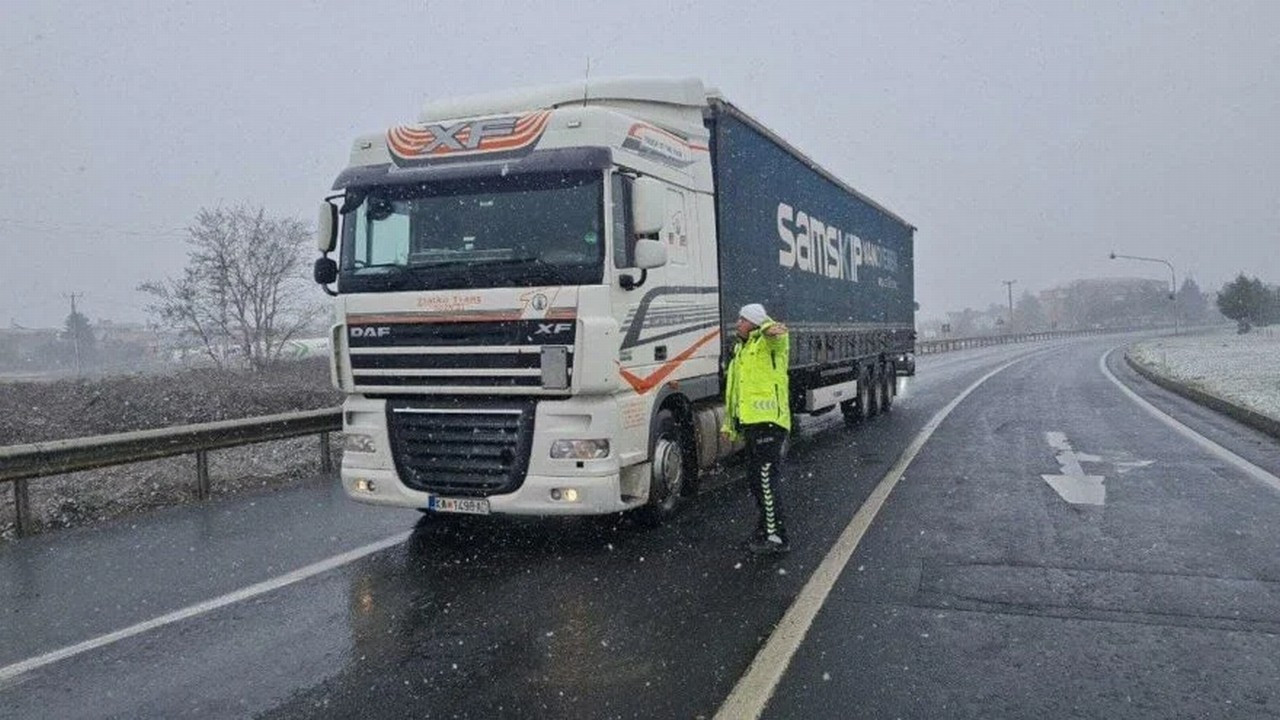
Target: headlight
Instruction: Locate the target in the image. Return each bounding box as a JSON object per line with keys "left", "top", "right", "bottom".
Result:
{"left": 549, "top": 439, "right": 610, "bottom": 459}
{"left": 343, "top": 433, "right": 376, "bottom": 453}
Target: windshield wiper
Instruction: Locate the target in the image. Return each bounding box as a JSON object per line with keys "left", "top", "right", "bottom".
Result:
{"left": 468, "top": 256, "right": 576, "bottom": 280}
{"left": 411, "top": 256, "right": 577, "bottom": 282}
{"left": 347, "top": 263, "right": 428, "bottom": 289}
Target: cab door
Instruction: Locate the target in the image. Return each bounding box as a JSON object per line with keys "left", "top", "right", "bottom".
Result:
{"left": 610, "top": 175, "right": 717, "bottom": 391}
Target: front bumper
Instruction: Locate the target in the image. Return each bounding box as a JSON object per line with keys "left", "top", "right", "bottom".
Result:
{"left": 339, "top": 393, "right": 642, "bottom": 516}
{"left": 341, "top": 466, "right": 639, "bottom": 515}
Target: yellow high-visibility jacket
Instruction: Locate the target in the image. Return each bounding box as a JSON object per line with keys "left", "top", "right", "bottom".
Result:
{"left": 722, "top": 321, "right": 791, "bottom": 440}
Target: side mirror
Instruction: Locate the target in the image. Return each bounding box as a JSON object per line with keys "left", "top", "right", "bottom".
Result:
{"left": 631, "top": 177, "right": 666, "bottom": 236}
{"left": 316, "top": 201, "right": 338, "bottom": 253}
{"left": 314, "top": 257, "right": 338, "bottom": 286}
{"left": 634, "top": 239, "right": 668, "bottom": 270}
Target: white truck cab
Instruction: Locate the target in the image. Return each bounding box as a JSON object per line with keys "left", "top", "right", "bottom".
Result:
{"left": 317, "top": 78, "right": 724, "bottom": 520}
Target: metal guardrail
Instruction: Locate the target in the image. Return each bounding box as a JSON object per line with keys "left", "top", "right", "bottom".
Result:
{"left": 915, "top": 327, "right": 1143, "bottom": 355}
{"left": 1, "top": 408, "right": 341, "bottom": 537}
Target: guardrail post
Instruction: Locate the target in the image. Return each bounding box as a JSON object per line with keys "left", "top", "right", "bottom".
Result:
{"left": 319, "top": 432, "right": 333, "bottom": 473}
{"left": 14, "top": 478, "right": 32, "bottom": 537}
{"left": 195, "top": 451, "right": 211, "bottom": 500}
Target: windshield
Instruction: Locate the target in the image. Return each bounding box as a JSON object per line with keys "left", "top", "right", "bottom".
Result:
{"left": 339, "top": 172, "right": 604, "bottom": 291}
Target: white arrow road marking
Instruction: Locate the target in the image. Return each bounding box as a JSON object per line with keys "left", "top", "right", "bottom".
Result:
{"left": 1042, "top": 431, "right": 1107, "bottom": 505}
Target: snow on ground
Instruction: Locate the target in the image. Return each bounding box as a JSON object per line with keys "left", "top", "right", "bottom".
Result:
{"left": 0, "top": 359, "right": 340, "bottom": 540}
{"left": 1131, "top": 326, "right": 1280, "bottom": 421}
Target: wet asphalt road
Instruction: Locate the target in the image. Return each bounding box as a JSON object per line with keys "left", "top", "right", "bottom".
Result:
{"left": 2, "top": 334, "right": 1278, "bottom": 719}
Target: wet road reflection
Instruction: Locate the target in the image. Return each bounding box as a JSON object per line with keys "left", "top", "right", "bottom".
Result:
{"left": 317, "top": 514, "right": 691, "bottom": 717}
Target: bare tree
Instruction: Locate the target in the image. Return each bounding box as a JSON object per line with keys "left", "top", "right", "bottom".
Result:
{"left": 140, "top": 206, "right": 315, "bottom": 371}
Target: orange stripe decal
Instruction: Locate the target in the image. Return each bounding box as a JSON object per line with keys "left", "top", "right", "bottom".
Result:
{"left": 618, "top": 329, "right": 720, "bottom": 395}
{"left": 387, "top": 111, "right": 552, "bottom": 162}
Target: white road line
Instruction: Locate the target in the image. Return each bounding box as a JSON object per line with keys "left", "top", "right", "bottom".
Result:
{"left": 0, "top": 531, "right": 410, "bottom": 684}
{"left": 1100, "top": 347, "right": 1280, "bottom": 494}
{"left": 714, "top": 353, "right": 1035, "bottom": 720}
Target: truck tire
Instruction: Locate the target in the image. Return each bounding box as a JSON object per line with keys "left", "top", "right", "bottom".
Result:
{"left": 636, "top": 409, "right": 687, "bottom": 526}
{"left": 843, "top": 368, "right": 873, "bottom": 426}
{"left": 881, "top": 361, "right": 895, "bottom": 411}
{"left": 868, "top": 366, "right": 883, "bottom": 417}
{"left": 841, "top": 397, "right": 859, "bottom": 426}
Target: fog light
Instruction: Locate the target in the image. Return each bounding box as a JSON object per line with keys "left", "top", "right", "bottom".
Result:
{"left": 550, "top": 487, "right": 581, "bottom": 502}
{"left": 344, "top": 433, "right": 376, "bottom": 454}
{"left": 355, "top": 478, "right": 376, "bottom": 493}
{"left": 549, "top": 439, "right": 610, "bottom": 459}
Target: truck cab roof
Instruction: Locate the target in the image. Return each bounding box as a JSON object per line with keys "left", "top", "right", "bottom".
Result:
{"left": 416, "top": 76, "right": 711, "bottom": 124}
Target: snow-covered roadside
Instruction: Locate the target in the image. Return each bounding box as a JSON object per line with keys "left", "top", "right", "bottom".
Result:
{"left": 1130, "top": 326, "right": 1280, "bottom": 421}
{"left": 0, "top": 359, "right": 341, "bottom": 540}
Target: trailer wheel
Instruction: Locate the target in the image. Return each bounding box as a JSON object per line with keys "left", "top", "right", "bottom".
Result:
{"left": 881, "top": 362, "right": 895, "bottom": 411}
{"left": 637, "top": 409, "right": 686, "bottom": 526}
{"left": 840, "top": 396, "right": 859, "bottom": 426}
{"left": 868, "top": 366, "right": 883, "bottom": 417}
{"left": 844, "top": 368, "right": 872, "bottom": 425}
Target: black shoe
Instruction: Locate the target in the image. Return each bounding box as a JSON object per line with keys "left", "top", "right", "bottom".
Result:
{"left": 748, "top": 533, "right": 791, "bottom": 555}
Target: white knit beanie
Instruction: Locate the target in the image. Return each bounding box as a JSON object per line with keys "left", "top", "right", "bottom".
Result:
{"left": 738, "top": 303, "right": 770, "bottom": 326}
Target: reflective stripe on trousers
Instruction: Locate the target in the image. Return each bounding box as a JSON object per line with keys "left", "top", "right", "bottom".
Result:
{"left": 745, "top": 423, "right": 787, "bottom": 541}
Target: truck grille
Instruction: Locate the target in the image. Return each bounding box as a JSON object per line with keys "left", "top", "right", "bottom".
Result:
{"left": 350, "top": 351, "right": 563, "bottom": 389}
{"left": 346, "top": 320, "right": 576, "bottom": 393}
{"left": 386, "top": 402, "right": 535, "bottom": 497}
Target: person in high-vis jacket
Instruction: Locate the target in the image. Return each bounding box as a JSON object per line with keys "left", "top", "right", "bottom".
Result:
{"left": 721, "top": 303, "right": 791, "bottom": 554}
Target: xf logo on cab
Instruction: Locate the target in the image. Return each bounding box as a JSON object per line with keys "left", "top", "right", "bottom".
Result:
{"left": 535, "top": 323, "right": 572, "bottom": 336}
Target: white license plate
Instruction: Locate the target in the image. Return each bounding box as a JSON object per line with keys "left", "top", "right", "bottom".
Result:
{"left": 427, "top": 496, "right": 490, "bottom": 515}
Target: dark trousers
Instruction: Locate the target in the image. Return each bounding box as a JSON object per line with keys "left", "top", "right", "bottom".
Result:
{"left": 744, "top": 423, "right": 788, "bottom": 541}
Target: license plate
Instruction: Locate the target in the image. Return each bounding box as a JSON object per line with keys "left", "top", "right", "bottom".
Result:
{"left": 427, "top": 496, "right": 490, "bottom": 515}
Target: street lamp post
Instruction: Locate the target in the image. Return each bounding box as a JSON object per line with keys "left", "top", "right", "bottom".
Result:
{"left": 1109, "top": 252, "right": 1178, "bottom": 335}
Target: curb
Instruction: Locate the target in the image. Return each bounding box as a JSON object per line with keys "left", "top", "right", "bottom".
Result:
{"left": 1124, "top": 352, "right": 1280, "bottom": 441}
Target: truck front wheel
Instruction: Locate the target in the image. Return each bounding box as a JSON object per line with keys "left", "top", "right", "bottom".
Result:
{"left": 637, "top": 409, "right": 687, "bottom": 525}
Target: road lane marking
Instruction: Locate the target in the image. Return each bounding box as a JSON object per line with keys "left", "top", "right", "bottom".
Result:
{"left": 1041, "top": 431, "right": 1107, "bottom": 505}
{"left": 1100, "top": 347, "right": 1280, "bottom": 495}
{"left": 714, "top": 352, "right": 1037, "bottom": 720}
{"left": 0, "top": 532, "right": 410, "bottom": 684}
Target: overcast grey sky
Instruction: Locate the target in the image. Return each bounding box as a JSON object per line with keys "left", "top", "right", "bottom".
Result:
{"left": 2, "top": 0, "right": 1277, "bottom": 327}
